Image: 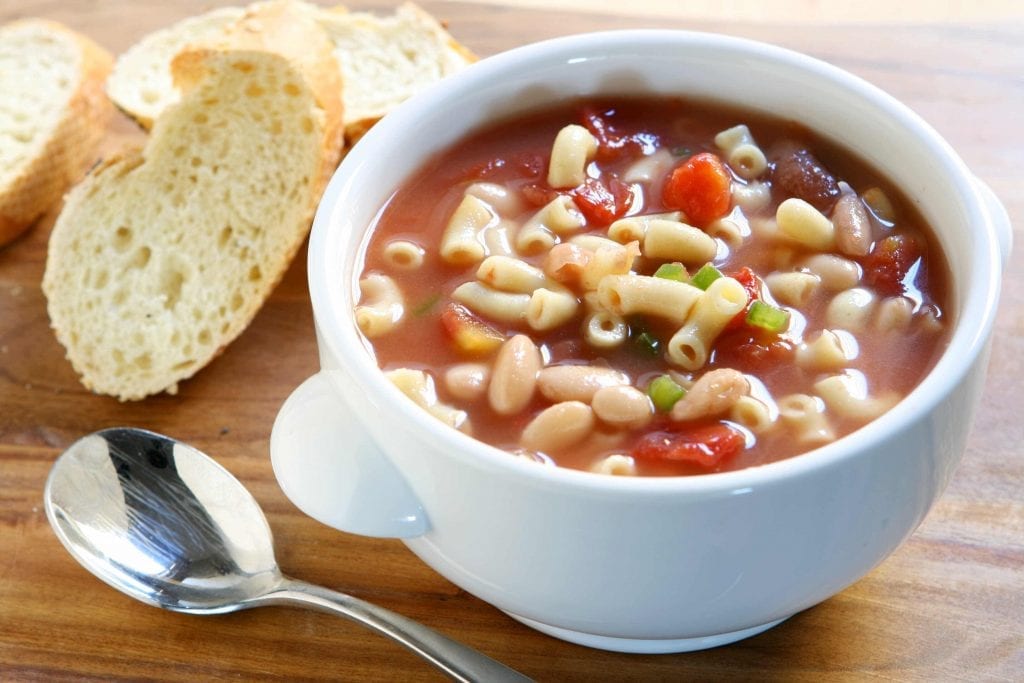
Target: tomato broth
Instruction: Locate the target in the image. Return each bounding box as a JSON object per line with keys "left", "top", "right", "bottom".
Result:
{"left": 354, "top": 97, "right": 951, "bottom": 476}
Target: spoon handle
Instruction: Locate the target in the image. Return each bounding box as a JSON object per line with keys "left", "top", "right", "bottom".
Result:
{"left": 254, "top": 577, "right": 533, "bottom": 682}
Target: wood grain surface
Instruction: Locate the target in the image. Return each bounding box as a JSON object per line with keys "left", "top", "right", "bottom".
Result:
{"left": 1, "top": 1, "right": 1022, "bottom": 680}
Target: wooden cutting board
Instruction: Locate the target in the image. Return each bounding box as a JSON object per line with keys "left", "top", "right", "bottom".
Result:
{"left": 1, "top": 1, "right": 1021, "bottom": 680}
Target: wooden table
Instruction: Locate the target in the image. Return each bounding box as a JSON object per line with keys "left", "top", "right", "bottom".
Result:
{"left": 2, "top": 1, "right": 1021, "bottom": 680}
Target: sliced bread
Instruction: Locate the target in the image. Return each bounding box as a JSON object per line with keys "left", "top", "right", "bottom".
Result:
{"left": 42, "top": 0, "right": 344, "bottom": 401}
{"left": 102, "top": 6, "right": 245, "bottom": 129}
{"left": 0, "top": 19, "right": 113, "bottom": 247}
{"left": 318, "top": 2, "right": 477, "bottom": 142}
{"left": 105, "top": 1, "right": 475, "bottom": 142}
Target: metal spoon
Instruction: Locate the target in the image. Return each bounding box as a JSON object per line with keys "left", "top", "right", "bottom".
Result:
{"left": 44, "top": 427, "right": 531, "bottom": 682}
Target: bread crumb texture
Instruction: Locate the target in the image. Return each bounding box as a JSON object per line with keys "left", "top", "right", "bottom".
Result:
{"left": 0, "top": 19, "right": 112, "bottom": 245}
{"left": 106, "top": 1, "right": 475, "bottom": 141}
{"left": 43, "top": 1, "right": 343, "bottom": 400}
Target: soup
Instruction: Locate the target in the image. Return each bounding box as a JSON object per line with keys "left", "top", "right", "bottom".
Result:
{"left": 353, "top": 97, "right": 950, "bottom": 476}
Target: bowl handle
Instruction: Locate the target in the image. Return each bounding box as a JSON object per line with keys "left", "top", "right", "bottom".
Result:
{"left": 270, "top": 372, "right": 429, "bottom": 538}
{"left": 973, "top": 176, "right": 1013, "bottom": 269}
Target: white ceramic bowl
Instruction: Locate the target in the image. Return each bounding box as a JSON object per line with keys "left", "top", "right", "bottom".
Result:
{"left": 270, "top": 30, "right": 1011, "bottom": 653}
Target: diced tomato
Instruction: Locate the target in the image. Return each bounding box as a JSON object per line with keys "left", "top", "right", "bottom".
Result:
{"left": 724, "top": 266, "right": 761, "bottom": 332}
{"left": 713, "top": 328, "right": 795, "bottom": 374}
{"left": 465, "top": 152, "right": 546, "bottom": 183}
{"left": 631, "top": 423, "right": 746, "bottom": 469}
{"left": 580, "top": 105, "right": 658, "bottom": 161}
{"left": 519, "top": 181, "right": 559, "bottom": 208}
{"left": 661, "top": 152, "right": 732, "bottom": 226}
{"left": 440, "top": 303, "right": 505, "bottom": 356}
{"left": 570, "top": 176, "right": 634, "bottom": 226}
{"left": 862, "top": 234, "right": 923, "bottom": 296}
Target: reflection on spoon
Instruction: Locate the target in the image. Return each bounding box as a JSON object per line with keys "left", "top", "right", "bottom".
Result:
{"left": 45, "top": 427, "right": 531, "bottom": 682}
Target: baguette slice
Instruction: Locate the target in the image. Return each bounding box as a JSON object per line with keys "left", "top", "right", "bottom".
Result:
{"left": 106, "top": 1, "right": 475, "bottom": 142}
{"left": 0, "top": 19, "right": 113, "bottom": 247}
{"left": 317, "top": 2, "right": 476, "bottom": 142}
{"left": 104, "top": 6, "right": 247, "bottom": 129}
{"left": 43, "top": 0, "right": 344, "bottom": 401}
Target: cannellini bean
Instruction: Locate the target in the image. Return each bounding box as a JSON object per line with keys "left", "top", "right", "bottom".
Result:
{"left": 444, "top": 363, "right": 490, "bottom": 401}
{"left": 801, "top": 253, "right": 861, "bottom": 291}
{"left": 488, "top": 335, "right": 541, "bottom": 415}
{"left": 591, "top": 385, "right": 653, "bottom": 429}
{"left": 537, "top": 365, "right": 629, "bottom": 403}
{"left": 671, "top": 368, "right": 749, "bottom": 422}
{"left": 521, "top": 401, "right": 595, "bottom": 453}
{"left": 832, "top": 189, "right": 873, "bottom": 256}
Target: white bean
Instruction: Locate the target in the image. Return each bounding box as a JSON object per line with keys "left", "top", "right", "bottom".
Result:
{"left": 537, "top": 365, "right": 629, "bottom": 403}
{"left": 591, "top": 385, "right": 653, "bottom": 429}
{"left": 521, "top": 401, "right": 595, "bottom": 453}
{"left": 488, "top": 335, "right": 541, "bottom": 415}
{"left": 444, "top": 363, "right": 490, "bottom": 401}
{"left": 671, "top": 368, "right": 749, "bottom": 422}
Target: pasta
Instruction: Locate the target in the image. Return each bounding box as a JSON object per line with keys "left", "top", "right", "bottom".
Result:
{"left": 795, "top": 329, "right": 856, "bottom": 370}
{"left": 874, "top": 296, "right": 914, "bottom": 332}
{"left": 532, "top": 195, "right": 587, "bottom": 235}
{"left": 765, "top": 271, "right": 820, "bottom": 307}
{"left": 547, "top": 124, "right": 598, "bottom": 189}
{"left": 356, "top": 97, "right": 949, "bottom": 476}
{"left": 598, "top": 273, "right": 703, "bottom": 324}
{"left": 814, "top": 372, "right": 898, "bottom": 421}
{"left": 642, "top": 218, "right": 719, "bottom": 264}
{"left": 465, "top": 181, "right": 524, "bottom": 217}
{"left": 452, "top": 282, "right": 530, "bottom": 324}
{"left": 440, "top": 194, "right": 496, "bottom": 265}
{"left": 590, "top": 454, "right": 637, "bottom": 476}
{"left": 777, "top": 393, "right": 834, "bottom": 444}
{"left": 355, "top": 273, "right": 404, "bottom": 337}
{"left": 385, "top": 369, "right": 471, "bottom": 433}
{"left": 623, "top": 148, "right": 674, "bottom": 183}
{"left": 382, "top": 240, "right": 425, "bottom": 270}
{"left": 583, "top": 311, "right": 628, "bottom": 348}
{"left": 826, "top": 287, "right": 876, "bottom": 331}
{"left": 477, "top": 255, "right": 548, "bottom": 294}
{"left": 729, "top": 395, "right": 775, "bottom": 433}
{"left": 526, "top": 287, "right": 579, "bottom": 331}
{"left": 732, "top": 180, "right": 772, "bottom": 212}
{"left": 714, "top": 124, "right": 767, "bottom": 179}
{"left": 705, "top": 213, "right": 748, "bottom": 249}
{"left": 776, "top": 198, "right": 836, "bottom": 250}
{"left": 666, "top": 277, "right": 749, "bottom": 370}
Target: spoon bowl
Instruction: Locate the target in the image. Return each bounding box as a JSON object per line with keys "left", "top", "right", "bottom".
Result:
{"left": 45, "top": 427, "right": 529, "bottom": 681}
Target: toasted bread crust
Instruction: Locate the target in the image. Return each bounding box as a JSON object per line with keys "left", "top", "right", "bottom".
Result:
{"left": 0, "top": 19, "right": 113, "bottom": 247}
{"left": 43, "top": 1, "right": 344, "bottom": 400}
{"left": 105, "top": 1, "right": 475, "bottom": 145}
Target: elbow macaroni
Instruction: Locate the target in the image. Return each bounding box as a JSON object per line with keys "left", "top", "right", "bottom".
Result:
{"left": 355, "top": 273, "right": 404, "bottom": 337}
{"left": 598, "top": 273, "right": 704, "bottom": 325}
{"left": 441, "top": 194, "right": 497, "bottom": 265}
{"left": 547, "top": 124, "right": 598, "bottom": 188}
{"left": 667, "top": 277, "right": 749, "bottom": 370}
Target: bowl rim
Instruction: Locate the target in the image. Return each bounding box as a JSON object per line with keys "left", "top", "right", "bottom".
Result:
{"left": 306, "top": 29, "right": 1003, "bottom": 495}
